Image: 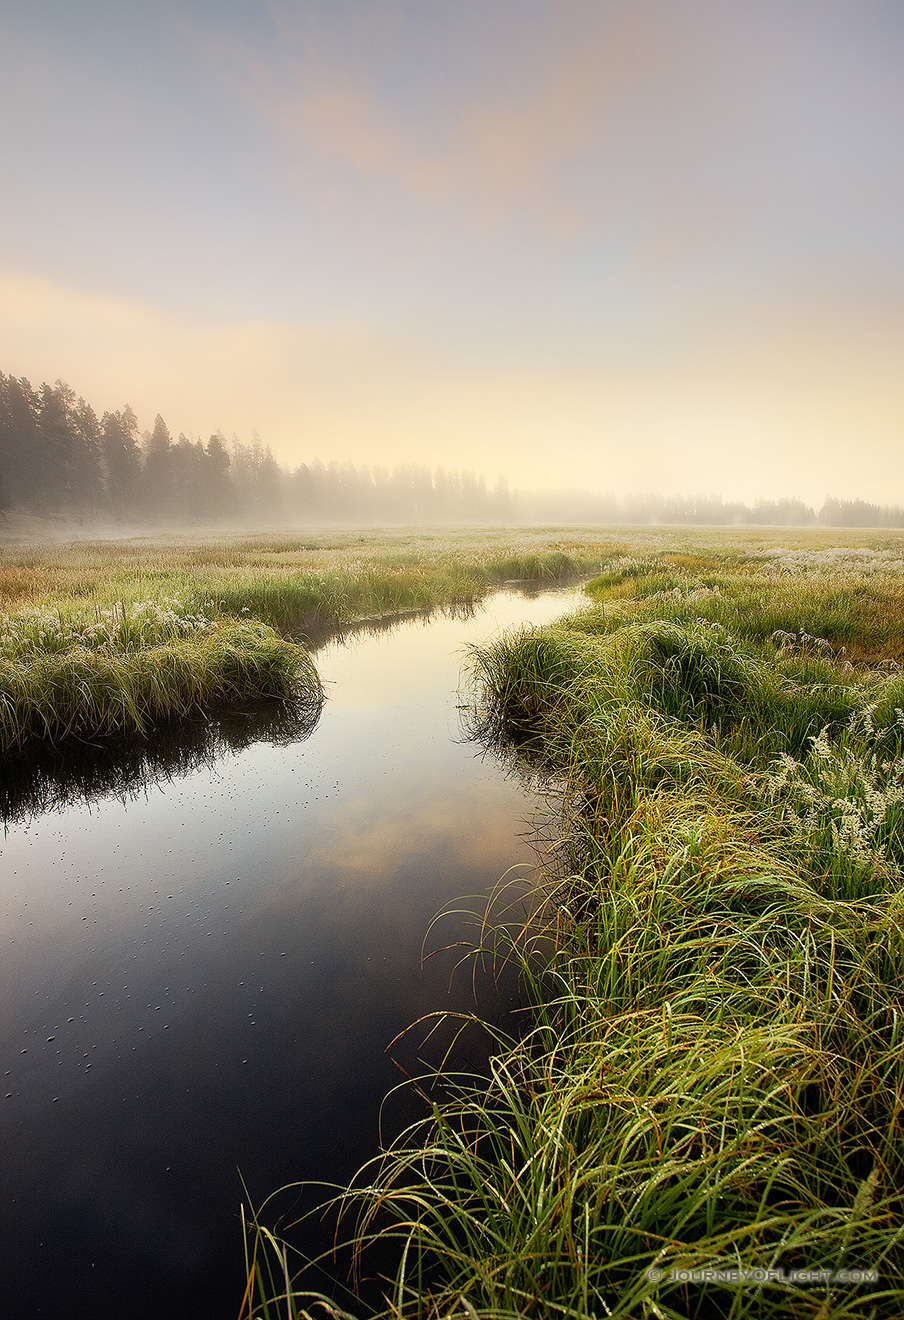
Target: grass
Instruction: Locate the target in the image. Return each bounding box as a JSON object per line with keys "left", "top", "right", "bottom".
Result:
{"left": 0, "top": 526, "right": 619, "bottom": 626}
{"left": 6, "top": 523, "right": 904, "bottom": 1313}
{"left": 241, "top": 531, "right": 904, "bottom": 1318}
{"left": 0, "top": 598, "right": 322, "bottom": 753}
{"left": 0, "top": 611, "right": 319, "bottom": 753}
{"left": 0, "top": 527, "right": 616, "bottom": 754}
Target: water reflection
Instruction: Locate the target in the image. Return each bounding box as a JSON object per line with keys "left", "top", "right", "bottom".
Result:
{"left": 0, "top": 583, "right": 574, "bottom": 827}
{"left": 0, "top": 585, "right": 583, "bottom": 1320}
{"left": 0, "top": 697, "right": 324, "bottom": 825}
{"left": 297, "top": 597, "right": 479, "bottom": 652}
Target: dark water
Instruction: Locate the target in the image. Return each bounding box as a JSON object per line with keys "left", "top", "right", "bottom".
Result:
{"left": 0, "top": 586, "right": 579, "bottom": 1319}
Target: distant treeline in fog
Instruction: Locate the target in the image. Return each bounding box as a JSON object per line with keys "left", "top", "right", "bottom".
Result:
{"left": 0, "top": 372, "right": 512, "bottom": 525}
{"left": 1, "top": 370, "right": 902, "bottom": 529}
{"left": 517, "top": 490, "right": 904, "bottom": 528}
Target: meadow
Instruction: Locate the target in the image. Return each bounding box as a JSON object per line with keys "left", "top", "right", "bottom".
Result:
{"left": 4, "top": 523, "right": 904, "bottom": 1317}
{"left": 240, "top": 529, "right": 904, "bottom": 1319}
{"left": 0, "top": 526, "right": 617, "bottom": 754}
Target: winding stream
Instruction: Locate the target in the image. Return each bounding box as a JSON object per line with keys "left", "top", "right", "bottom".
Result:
{"left": 0, "top": 584, "right": 580, "bottom": 1319}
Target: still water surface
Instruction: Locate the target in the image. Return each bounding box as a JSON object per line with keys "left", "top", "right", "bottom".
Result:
{"left": 0, "top": 586, "right": 580, "bottom": 1318}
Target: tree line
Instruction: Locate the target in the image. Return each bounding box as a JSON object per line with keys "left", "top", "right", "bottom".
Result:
{"left": 1, "top": 369, "right": 901, "bottom": 528}
{"left": 519, "top": 490, "right": 904, "bottom": 528}
{"left": 0, "top": 371, "right": 513, "bottom": 525}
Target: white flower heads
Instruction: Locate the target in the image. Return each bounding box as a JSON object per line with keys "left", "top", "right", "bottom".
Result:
{"left": 756, "top": 711, "right": 904, "bottom": 874}
{"left": 0, "top": 599, "right": 217, "bottom": 658}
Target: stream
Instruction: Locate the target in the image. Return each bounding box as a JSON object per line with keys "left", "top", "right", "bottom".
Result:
{"left": 0, "top": 584, "right": 581, "bottom": 1318}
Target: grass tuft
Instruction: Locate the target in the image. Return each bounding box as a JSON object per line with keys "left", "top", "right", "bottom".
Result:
{"left": 0, "top": 606, "right": 321, "bottom": 753}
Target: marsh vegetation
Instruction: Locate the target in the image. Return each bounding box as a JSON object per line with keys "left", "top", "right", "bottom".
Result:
{"left": 0, "top": 528, "right": 608, "bottom": 754}
{"left": 0, "top": 561, "right": 588, "bottom": 1320}
{"left": 243, "top": 531, "right": 904, "bottom": 1319}
{"left": 4, "top": 525, "right": 904, "bottom": 1318}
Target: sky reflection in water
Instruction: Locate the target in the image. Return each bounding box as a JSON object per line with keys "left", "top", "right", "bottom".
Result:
{"left": 0, "top": 586, "right": 580, "bottom": 1319}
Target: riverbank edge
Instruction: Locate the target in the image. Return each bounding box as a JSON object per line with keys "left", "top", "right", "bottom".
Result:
{"left": 253, "top": 544, "right": 904, "bottom": 1318}
{"left": 0, "top": 536, "right": 607, "bottom": 755}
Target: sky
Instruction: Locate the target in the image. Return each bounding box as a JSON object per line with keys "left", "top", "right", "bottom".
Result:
{"left": 0, "top": 0, "right": 902, "bottom": 507}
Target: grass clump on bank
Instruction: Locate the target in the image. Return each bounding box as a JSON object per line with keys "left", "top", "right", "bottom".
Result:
{"left": 0, "top": 599, "right": 320, "bottom": 754}
{"left": 244, "top": 534, "right": 904, "bottom": 1319}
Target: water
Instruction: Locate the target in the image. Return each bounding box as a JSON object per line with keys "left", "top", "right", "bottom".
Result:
{"left": 0, "top": 585, "right": 580, "bottom": 1318}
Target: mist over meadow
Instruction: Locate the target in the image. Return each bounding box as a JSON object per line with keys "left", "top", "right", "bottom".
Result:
{"left": 3, "top": 369, "right": 901, "bottom": 532}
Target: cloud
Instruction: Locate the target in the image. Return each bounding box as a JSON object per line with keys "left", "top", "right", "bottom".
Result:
{"left": 197, "top": 5, "right": 666, "bottom": 241}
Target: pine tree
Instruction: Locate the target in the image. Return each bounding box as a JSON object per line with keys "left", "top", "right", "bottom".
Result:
{"left": 0, "top": 373, "right": 42, "bottom": 508}
{"left": 101, "top": 406, "right": 141, "bottom": 516}
{"left": 142, "top": 414, "right": 174, "bottom": 519}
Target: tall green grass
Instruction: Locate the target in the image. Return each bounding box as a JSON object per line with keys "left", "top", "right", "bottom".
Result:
{"left": 0, "top": 614, "right": 320, "bottom": 753}
{"left": 244, "top": 535, "right": 904, "bottom": 1319}
{"left": 0, "top": 528, "right": 615, "bottom": 630}
{"left": 582, "top": 542, "right": 904, "bottom": 662}
{"left": 7, "top": 527, "right": 904, "bottom": 1311}
{"left": 0, "top": 599, "right": 321, "bottom": 753}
